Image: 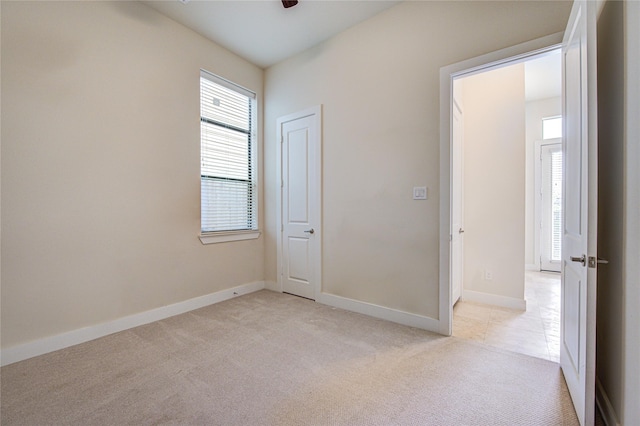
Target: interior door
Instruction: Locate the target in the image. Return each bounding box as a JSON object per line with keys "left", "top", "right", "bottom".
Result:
{"left": 277, "top": 107, "right": 321, "bottom": 300}
{"left": 540, "top": 142, "right": 562, "bottom": 272}
{"left": 451, "top": 98, "right": 464, "bottom": 305}
{"left": 560, "top": 1, "right": 598, "bottom": 424}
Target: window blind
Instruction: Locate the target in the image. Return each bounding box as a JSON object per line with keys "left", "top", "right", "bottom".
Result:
{"left": 200, "top": 71, "right": 257, "bottom": 233}
{"left": 550, "top": 150, "right": 563, "bottom": 261}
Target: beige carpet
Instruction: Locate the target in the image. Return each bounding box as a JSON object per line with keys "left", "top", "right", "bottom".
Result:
{"left": 1, "top": 290, "right": 578, "bottom": 425}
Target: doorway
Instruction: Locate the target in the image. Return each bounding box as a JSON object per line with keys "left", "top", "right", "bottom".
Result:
{"left": 448, "top": 49, "right": 562, "bottom": 362}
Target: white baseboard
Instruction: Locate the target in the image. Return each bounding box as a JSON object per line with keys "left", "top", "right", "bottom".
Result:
{"left": 0, "top": 281, "right": 265, "bottom": 367}
{"left": 596, "top": 376, "right": 620, "bottom": 426}
{"left": 319, "top": 293, "right": 441, "bottom": 333}
{"left": 525, "top": 263, "right": 538, "bottom": 271}
{"left": 462, "top": 289, "right": 526, "bottom": 310}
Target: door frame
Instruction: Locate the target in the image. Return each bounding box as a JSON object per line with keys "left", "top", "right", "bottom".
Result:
{"left": 438, "top": 33, "right": 563, "bottom": 335}
{"left": 275, "top": 105, "right": 323, "bottom": 300}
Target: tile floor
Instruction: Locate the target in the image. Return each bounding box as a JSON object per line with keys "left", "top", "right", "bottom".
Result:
{"left": 453, "top": 271, "right": 561, "bottom": 362}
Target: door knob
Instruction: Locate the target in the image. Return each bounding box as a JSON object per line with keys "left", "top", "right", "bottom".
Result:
{"left": 570, "top": 254, "right": 586, "bottom": 266}
{"left": 459, "top": 228, "right": 464, "bottom": 234}
{"left": 304, "top": 228, "right": 315, "bottom": 234}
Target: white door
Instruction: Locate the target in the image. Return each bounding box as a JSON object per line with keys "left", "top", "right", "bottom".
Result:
{"left": 560, "top": 1, "right": 598, "bottom": 424}
{"left": 277, "top": 106, "right": 322, "bottom": 300}
{"left": 451, "top": 99, "right": 464, "bottom": 305}
{"left": 540, "top": 142, "right": 562, "bottom": 272}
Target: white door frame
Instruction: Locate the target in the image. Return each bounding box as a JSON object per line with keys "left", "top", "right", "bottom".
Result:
{"left": 276, "top": 105, "right": 323, "bottom": 300}
{"left": 439, "top": 33, "right": 563, "bottom": 335}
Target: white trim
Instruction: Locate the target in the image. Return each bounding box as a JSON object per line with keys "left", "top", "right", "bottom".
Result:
{"left": 276, "top": 105, "right": 323, "bottom": 301}
{"left": 0, "top": 281, "right": 265, "bottom": 366}
{"left": 596, "top": 376, "right": 620, "bottom": 426}
{"left": 319, "top": 293, "right": 440, "bottom": 333}
{"left": 439, "top": 32, "right": 563, "bottom": 337}
{"left": 199, "top": 69, "right": 256, "bottom": 99}
{"left": 462, "top": 290, "right": 527, "bottom": 311}
{"left": 199, "top": 231, "right": 260, "bottom": 245}
{"left": 525, "top": 264, "right": 538, "bottom": 271}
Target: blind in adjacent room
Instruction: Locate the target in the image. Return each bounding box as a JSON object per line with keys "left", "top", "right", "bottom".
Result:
{"left": 200, "top": 71, "right": 257, "bottom": 233}
{"left": 550, "top": 149, "right": 563, "bottom": 261}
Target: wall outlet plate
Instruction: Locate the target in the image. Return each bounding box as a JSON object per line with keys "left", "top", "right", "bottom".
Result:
{"left": 413, "top": 186, "right": 428, "bottom": 200}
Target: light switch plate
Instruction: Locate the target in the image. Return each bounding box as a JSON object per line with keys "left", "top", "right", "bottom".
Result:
{"left": 413, "top": 186, "right": 428, "bottom": 200}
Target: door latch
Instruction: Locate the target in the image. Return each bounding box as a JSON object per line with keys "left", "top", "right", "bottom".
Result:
{"left": 588, "top": 256, "right": 609, "bottom": 268}
{"left": 570, "top": 255, "right": 586, "bottom": 266}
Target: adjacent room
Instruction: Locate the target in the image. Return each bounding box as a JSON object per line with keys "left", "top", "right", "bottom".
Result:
{"left": 2, "top": 1, "right": 638, "bottom": 425}
{"left": 451, "top": 50, "right": 564, "bottom": 363}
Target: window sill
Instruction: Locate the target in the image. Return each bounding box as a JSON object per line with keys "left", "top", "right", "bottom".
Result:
{"left": 199, "top": 231, "right": 261, "bottom": 245}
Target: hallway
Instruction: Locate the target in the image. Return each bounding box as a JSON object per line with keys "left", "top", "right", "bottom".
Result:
{"left": 453, "top": 271, "right": 560, "bottom": 362}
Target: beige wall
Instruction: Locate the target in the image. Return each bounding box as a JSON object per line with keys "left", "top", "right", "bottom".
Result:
{"left": 264, "top": 1, "right": 571, "bottom": 318}
{"left": 0, "top": 1, "right": 264, "bottom": 349}
{"left": 524, "top": 96, "right": 561, "bottom": 269}
{"left": 596, "top": 0, "right": 625, "bottom": 422}
{"left": 623, "top": 1, "right": 640, "bottom": 422}
{"left": 461, "top": 64, "right": 526, "bottom": 301}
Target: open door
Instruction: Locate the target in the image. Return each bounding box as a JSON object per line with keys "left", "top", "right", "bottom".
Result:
{"left": 560, "top": 1, "right": 598, "bottom": 425}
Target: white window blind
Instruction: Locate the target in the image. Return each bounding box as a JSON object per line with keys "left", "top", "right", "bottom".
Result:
{"left": 200, "top": 71, "right": 257, "bottom": 233}
{"left": 550, "top": 149, "right": 563, "bottom": 261}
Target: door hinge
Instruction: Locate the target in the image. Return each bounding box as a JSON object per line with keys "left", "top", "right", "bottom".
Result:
{"left": 281, "top": 180, "right": 284, "bottom": 188}
{"left": 281, "top": 224, "right": 284, "bottom": 232}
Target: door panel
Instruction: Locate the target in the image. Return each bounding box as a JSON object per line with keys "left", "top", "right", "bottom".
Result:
{"left": 560, "top": 1, "right": 597, "bottom": 424}
{"left": 287, "top": 237, "right": 310, "bottom": 282}
{"left": 278, "top": 107, "right": 321, "bottom": 301}
{"left": 287, "top": 129, "right": 310, "bottom": 223}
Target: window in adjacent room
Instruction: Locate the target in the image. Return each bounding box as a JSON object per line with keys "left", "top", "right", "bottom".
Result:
{"left": 542, "top": 116, "right": 562, "bottom": 139}
{"left": 199, "top": 70, "right": 258, "bottom": 244}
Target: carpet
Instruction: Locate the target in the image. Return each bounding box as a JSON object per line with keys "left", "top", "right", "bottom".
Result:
{"left": 0, "top": 290, "right": 578, "bottom": 425}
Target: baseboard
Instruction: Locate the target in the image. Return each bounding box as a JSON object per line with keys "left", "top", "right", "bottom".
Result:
{"left": 0, "top": 281, "right": 265, "bottom": 367}
{"left": 525, "top": 264, "right": 538, "bottom": 271}
{"left": 596, "top": 376, "right": 620, "bottom": 426}
{"left": 319, "top": 293, "right": 441, "bottom": 333}
{"left": 462, "top": 289, "right": 526, "bottom": 310}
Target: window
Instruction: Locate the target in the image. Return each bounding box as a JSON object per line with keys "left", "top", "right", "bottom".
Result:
{"left": 542, "top": 116, "right": 562, "bottom": 139}
{"left": 199, "top": 70, "right": 258, "bottom": 244}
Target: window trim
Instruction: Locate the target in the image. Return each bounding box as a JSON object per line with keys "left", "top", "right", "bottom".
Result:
{"left": 199, "top": 70, "right": 259, "bottom": 244}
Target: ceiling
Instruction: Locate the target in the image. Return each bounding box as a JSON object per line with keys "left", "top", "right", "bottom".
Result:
{"left": 144, "top": 0, "right": 402, "bottom": 69}
{"left": 525, "top": 49, "right": 562, "bottom": 101}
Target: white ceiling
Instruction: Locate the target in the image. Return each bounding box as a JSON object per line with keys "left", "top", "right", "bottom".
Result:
{"left": 525, "top": 49, "right": 562, "bottom": 101}
{"left": 144, "top": 0, "right": 402, "bottom": 69}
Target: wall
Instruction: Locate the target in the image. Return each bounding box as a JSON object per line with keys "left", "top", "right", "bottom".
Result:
{"left": 623, "top": 1, "right": 640, "bottom": 422}
{"left": 596, "top": 0, "right": 640, "bottom": 423}
{"left": 524, "top": 96, "right": 561, "bottom": 269}
{"left": 264, "top": 1, "right": 571, "bottom": 320}
{"left": 462, "top": 64, "right": 526, "bottom": 304}
{"left": 596, "top": 1, "right": 623, "bottom": 422}
{"left": 1, "top": 2, "right": 264, "bottom": 350}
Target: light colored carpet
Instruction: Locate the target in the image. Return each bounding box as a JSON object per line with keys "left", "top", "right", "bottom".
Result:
{"left": 1, "top": 290, "right": 578, "bottom": 425}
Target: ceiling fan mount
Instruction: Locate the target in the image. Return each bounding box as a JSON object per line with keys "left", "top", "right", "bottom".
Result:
{"left": 282, "top": 0, "right": 298, "bottom": 9}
